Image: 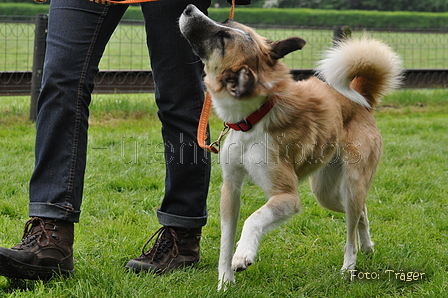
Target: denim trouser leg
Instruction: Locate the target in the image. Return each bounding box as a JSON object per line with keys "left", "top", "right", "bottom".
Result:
{"left": 141, "top": 0, "right": 211, "bottom": 228}
{"left": 29, "top": 0, "right": 129, "bottom": 222}
{"left": 29, "top": 0, "right": 211, "bottom": 228}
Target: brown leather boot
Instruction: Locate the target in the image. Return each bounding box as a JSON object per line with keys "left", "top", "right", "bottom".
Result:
{"left": 0, "top": 217, "right": 74, "bottom": 280}
{"left": 125, "top": 226, "right": 201, "bottom": 274}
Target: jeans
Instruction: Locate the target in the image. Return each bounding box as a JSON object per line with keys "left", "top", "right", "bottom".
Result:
{"left": 29, "top": 0, "right": 211, "bottom": 229}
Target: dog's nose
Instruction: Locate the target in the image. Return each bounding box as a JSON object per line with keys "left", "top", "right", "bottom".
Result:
{"left": 183, "top": 4, "right": 195, "bottom": 16}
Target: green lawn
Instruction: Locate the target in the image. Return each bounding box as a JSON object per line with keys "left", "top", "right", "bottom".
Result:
{"left": 0, "top": 89, "right": 447, "bottom": 297}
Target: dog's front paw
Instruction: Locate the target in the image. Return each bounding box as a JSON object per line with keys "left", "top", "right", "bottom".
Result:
{"left": 218, "top": 270, "right": 235, "bottom": 291}
{"left": 231, "top": 250, "right": 255, "bottom": 272}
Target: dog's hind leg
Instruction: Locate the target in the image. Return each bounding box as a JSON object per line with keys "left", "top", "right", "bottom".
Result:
{"left": 340, "top": 188, "right": 363, "bottom": 271}
{"left": 310, "top": 163, "right": 363, "bottom": 270}
{"left": 340, "top": 161, "right": 377, "bottom": 271}
{"left": 218, "top": 170, "right": 245, "bottom": 290}
{"left": 358, "top": 205, "right": 374, "bottom": 255}
{"left": 341, "top": 124, "right": 381, "bottom": 270}
{"left": 231, "top": 190, "right": 301, "bottom": 272}
{"left": 310, "top": 162, "right": 345, "bottom": 213}
{"left": 310, "top": 161, "right": 375, "bottom": 271}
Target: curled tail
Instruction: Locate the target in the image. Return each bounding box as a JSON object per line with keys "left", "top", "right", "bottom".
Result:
{"left": 315, "top": 37, "right": 403, "bottom": 108}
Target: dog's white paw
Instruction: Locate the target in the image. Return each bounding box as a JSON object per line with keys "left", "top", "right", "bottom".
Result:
{"left": 361, "top": 241, "right": 374, "bottom": 255}
{"left": 341, "top": 261, "right": 356, "bottom": 272}
{"left": 218, "top": 271, "right": 235, "bottom": 291}
{"left": 231, "top": 249, "right": 255, "bottom": 272}
{"left": 218, "top": 278, "right": 234, "bottom": 291}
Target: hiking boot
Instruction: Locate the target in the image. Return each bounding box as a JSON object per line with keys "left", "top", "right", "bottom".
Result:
{"left": 0, "top": 217, "right": 74, "bottom": 280}
{"left": 125, "top": 226, "right": 201, "bottom": 274}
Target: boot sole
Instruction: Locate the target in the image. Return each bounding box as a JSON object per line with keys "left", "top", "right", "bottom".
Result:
{"left": 0, "top": 252, "right": 74, "bottom": 280}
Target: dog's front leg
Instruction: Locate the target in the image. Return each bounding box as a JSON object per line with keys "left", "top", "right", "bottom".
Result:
{"left": 232, "top": 192, "right": 301, "bottom": 272}
{"left": 218, "top": 171, "right": 245, "bottom": 290}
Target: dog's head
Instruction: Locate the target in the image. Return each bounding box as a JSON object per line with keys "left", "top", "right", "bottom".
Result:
{"left": 179, "top": 4, "right": 306, "bottom": 99}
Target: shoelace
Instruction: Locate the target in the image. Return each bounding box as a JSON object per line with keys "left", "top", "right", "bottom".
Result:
{"left": 141, "top": 227, "right": 179, "bottom": 262}
{"left": 18, "top": 217, "right": 54, "bottom": 248}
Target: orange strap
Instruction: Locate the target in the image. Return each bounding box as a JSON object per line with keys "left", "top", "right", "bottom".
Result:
{"left": 197, "top": 0, "right": 236, "bottom": 154}
{"left": 33, "top": 0, "right": 159, "bottom": 4}
{"left": 229, "top": 0, "right": 235, "bottom": 20}
{"left": 89, "top": 0, "right": 159, "bottom": 4}
{"left": 197, "top": 92, "right": 220, "bottom": 154}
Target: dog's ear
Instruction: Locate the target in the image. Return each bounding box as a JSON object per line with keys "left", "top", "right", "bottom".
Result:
{"left": 270, "top": 37, "right": 306, "bottom": 60}
{"left": 222, "top": 66, "right": 256, "bottom": 98}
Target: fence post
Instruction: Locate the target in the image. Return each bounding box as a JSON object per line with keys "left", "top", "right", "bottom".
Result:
{"left": 30, "top": 14, "right": 48, "bottom": 121}
{"left": 333, "top": 25, "right": 351, "bottom": 46}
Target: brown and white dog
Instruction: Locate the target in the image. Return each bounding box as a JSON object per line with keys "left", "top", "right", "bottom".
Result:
{"left": 179, "top": 4, "right": 402, "bottom": 289}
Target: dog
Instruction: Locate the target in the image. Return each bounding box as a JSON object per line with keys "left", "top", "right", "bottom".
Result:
{"left": 179, "top": 4, "right": 402, "bottom": 289}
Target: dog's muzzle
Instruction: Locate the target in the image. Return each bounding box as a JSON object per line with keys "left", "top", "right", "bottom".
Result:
{"left": 179, "top": 4, "right": 225, "bottom": 60}
{"left": 179, "top": 4, "right": 211, "bottom": 41}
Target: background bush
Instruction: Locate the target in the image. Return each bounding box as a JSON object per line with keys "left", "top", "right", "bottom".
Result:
{"left": 210, "top": 8, "right": 448, "bottom": 29}
{"left": 214, "top": 0, "right": 448, "bottom": 12}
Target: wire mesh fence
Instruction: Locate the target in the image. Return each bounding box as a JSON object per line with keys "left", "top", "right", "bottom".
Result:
{"left": 1, "top": 14, "right": 448, "bottom": 96}
{"left": 1, "top": 16, "right": 35, "bottom": 72}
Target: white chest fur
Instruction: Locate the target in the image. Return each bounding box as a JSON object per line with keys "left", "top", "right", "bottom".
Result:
{"left": 220, "top": 125, "right": 274, "bottom": 195}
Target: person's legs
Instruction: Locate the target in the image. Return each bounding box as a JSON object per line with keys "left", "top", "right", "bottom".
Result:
{"left": 0, "top": 0, "right": 128, "bottom": 279}
{"left": 125, "top": 0, "right": 212, "bottom": 273}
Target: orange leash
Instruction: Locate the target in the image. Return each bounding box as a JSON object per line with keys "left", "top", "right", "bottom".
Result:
{"left": 34, "top": 0, "right": 159, "bottom": 3}
{"left": 229, "top": 0, "right": 236, "bottom": 20}
{"left": 197, "top": 92, "right": 219, "bottom": 154}
{"left": 89, "top": 0, "right": 159, "bottom": 4}
{"left": 198, "top": 0, "right": 236, "bottom": 154}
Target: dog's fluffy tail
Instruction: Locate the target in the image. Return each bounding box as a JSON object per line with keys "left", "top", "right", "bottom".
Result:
{"left": 315, "top": 37, "right": 403, "bottom": 108}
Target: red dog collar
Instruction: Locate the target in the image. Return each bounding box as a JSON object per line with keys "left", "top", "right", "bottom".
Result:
{"left": 226, "top": 95, "right": 278, "bottom": 132}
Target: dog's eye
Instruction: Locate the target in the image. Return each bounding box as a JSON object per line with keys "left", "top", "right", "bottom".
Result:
{"left": 215, "top": 31, "right": 231, "bottom": 54}
{"left": 217, "top": 31, "right": 231, "bottom": 42}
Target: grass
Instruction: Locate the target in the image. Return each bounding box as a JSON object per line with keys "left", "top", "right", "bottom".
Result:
{"left": 2, "top": 22, "right": 448, "bottom": 72}
{"left": 0, "top": 89, "right": 447, "bottom": 297}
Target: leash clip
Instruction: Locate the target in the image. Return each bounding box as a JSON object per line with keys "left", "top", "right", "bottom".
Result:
{"left": 208, "top": 123, "right": 230, "bottom": 153}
